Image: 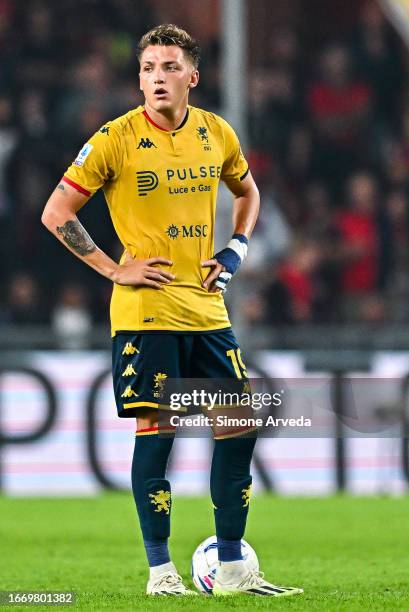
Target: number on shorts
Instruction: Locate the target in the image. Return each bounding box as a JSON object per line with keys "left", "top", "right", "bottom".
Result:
{"left": 226, "top": 348, "right": 248, "bottom": 379}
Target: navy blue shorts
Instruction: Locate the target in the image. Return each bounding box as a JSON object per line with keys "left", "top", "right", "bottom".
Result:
{"left": 112, "top": 328, "right": 248, "bottom": 418}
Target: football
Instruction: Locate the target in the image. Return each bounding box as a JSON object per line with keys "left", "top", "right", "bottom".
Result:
{"left": 191, "top": 536, "right": 259, "bottom": 594}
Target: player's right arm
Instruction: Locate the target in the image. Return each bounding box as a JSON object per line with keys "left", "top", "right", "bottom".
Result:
{"left": 41, "top": 180, "right": 174, "bottom": 289}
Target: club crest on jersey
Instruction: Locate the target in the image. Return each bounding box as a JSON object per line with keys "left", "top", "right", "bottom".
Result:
{"left": 136, "top": 171, "right": 159, "bottom": 196}
{"left": 197, "top": 126, "right": 211, "bottom": 150}
{"left": 99, "top": 126, "right": 110, "bottom": 135}
{"left": 137, "top": 137, "right": 157, "bottom": 149}
{"left": 197, "top": 126, "right": 209, "bottom": 142}
{"left": 149, "top": 489, "right": 171, "bottom": 514}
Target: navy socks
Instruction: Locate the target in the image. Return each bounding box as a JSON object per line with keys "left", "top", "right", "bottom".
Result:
{"left": 131, "top": 431, "right": 174, "bottom": 567}
{"left": 210, "top": 434, "right": 257, "bottom": 561}
{"left": 132, "top": 429, "right": 257, "bottom": 566}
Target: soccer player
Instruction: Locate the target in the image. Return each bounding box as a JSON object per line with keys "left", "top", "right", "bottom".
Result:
{"left": 41, "top": 24, "right": 303, "bottom": 597}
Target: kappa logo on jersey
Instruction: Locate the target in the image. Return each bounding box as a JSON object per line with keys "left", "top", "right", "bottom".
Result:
{"left": 166, "top": 224, "right": 208, "bottom": 239}
{"left": 136, "top": 171, "right": 159, "bottom": 196}
{"left": 99, "top": 126, "right": 110, "bottom": 135}
{"left": 74, "top": 143, "right": 93, "bottom": 166}
{"left": 137, "top": 137, "right": 157, "bottom": 149}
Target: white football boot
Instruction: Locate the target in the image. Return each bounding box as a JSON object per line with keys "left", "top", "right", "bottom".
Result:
{"left": 147, "top": 571, "right": 198, "bottom": 596}
{"left": 213, "top": 566, "right": 303, "bottom": 597}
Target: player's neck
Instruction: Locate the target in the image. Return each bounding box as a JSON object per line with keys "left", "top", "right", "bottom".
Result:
{"left": 144, "top": 102, "right": 188, "bottom": 131}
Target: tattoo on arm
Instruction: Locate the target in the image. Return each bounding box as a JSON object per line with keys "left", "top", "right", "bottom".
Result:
{"left": 56, "top": 219, "right": 97, "bottom": 256}
{"left": 57, "top": 183, "right": 65, "bottom": 192}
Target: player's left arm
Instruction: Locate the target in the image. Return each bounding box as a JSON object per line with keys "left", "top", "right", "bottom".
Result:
{"left": 202, "top": 172, "right": 260, "bottom": 292}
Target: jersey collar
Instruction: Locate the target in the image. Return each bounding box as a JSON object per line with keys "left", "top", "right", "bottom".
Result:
{"left": 143, "top": 107, "right": 189, "bottom": 132}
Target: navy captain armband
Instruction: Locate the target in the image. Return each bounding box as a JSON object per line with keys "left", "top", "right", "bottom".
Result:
{"left": 214, "top": 234, "right": 248, "bottom": 292}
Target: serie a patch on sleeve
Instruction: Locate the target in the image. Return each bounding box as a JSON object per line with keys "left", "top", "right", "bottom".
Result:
{"left": 74, "top": 143, "right": 94, "bottom": 167}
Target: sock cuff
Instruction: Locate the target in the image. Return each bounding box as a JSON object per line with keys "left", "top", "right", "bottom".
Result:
{"left": 217, "top": 538, "right": 243, "bottom": 562}
{"left": 213, "top": 426, "right": 258, "bottom": 440}
{"left": 149, "top": 561, "right": 176, "bottom": 578}
{"left": 135, "top": 425, "right": 176, "bottom": 437}
{"left": 144, "top": 540, "right": 171, "bottom": 568}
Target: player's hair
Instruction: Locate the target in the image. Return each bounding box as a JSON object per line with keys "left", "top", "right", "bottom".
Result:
{"left": 137, "top": 24, "right": 200, "bottom": 68}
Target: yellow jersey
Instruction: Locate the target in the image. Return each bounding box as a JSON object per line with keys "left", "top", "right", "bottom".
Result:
{"left": 63, "top": 105, "right": 249, "bottom": 335}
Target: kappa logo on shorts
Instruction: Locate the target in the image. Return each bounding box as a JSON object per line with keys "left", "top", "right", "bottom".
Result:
{"left": 149, "top": 489, "right": 171, "bottom": 514}
{"left": 122, "top": 364, "right": 137, "bottom": 377}
{"left": 122, "top": 342, "right": 139, "bottom": 356}
{"left": 136, "top": 171, "right": 159, "bottom": 196}
{"left": 121, "top": 385, "right": 138, "bottom": 398}
{"left": 241, "top": 484, "right": 252, "bottom": 507}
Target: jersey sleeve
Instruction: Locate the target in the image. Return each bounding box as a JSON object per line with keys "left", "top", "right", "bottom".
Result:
{"left": 220, "top": 119, "right": 249, "bottom": 185}
{"left": 63, "top": 123, "right": 123, "bottom": 196}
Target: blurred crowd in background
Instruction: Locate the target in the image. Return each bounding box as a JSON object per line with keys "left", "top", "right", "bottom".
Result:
{"left": 1, "top": 0, "right": 409, "bottom": 336}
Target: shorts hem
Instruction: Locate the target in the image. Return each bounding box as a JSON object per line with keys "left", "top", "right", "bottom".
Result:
{"left": 123, "top": 401, "right": 187, "bottom": 412}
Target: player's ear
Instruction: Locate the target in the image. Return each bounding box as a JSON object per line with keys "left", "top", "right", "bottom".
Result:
{"left": 188, "top": 69, "right": 199, "bottom": 89}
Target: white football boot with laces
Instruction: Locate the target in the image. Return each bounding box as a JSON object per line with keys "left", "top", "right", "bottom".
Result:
{"left": 213, "top": 567, "right": 303, "bottom": 597}
{"left": 147, "top": 571, "right": 198, "bottom": 596}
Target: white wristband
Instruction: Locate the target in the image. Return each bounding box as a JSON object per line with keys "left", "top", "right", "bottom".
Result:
{"left": 226, "top": 237, "right": 248, "bottom": 262}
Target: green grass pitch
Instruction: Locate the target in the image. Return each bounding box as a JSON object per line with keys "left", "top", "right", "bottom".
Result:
{"left": 1, "top": 494, "right": 409, "bottom": 610}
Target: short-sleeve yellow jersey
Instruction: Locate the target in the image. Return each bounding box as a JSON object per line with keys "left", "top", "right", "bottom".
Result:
{"left": 63, "top": 105, "right": 249, "bottom": 335}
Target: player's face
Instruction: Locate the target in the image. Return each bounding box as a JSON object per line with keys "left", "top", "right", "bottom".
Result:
{"left": 139, "top": 45, "right": 199, "bottom": 112}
